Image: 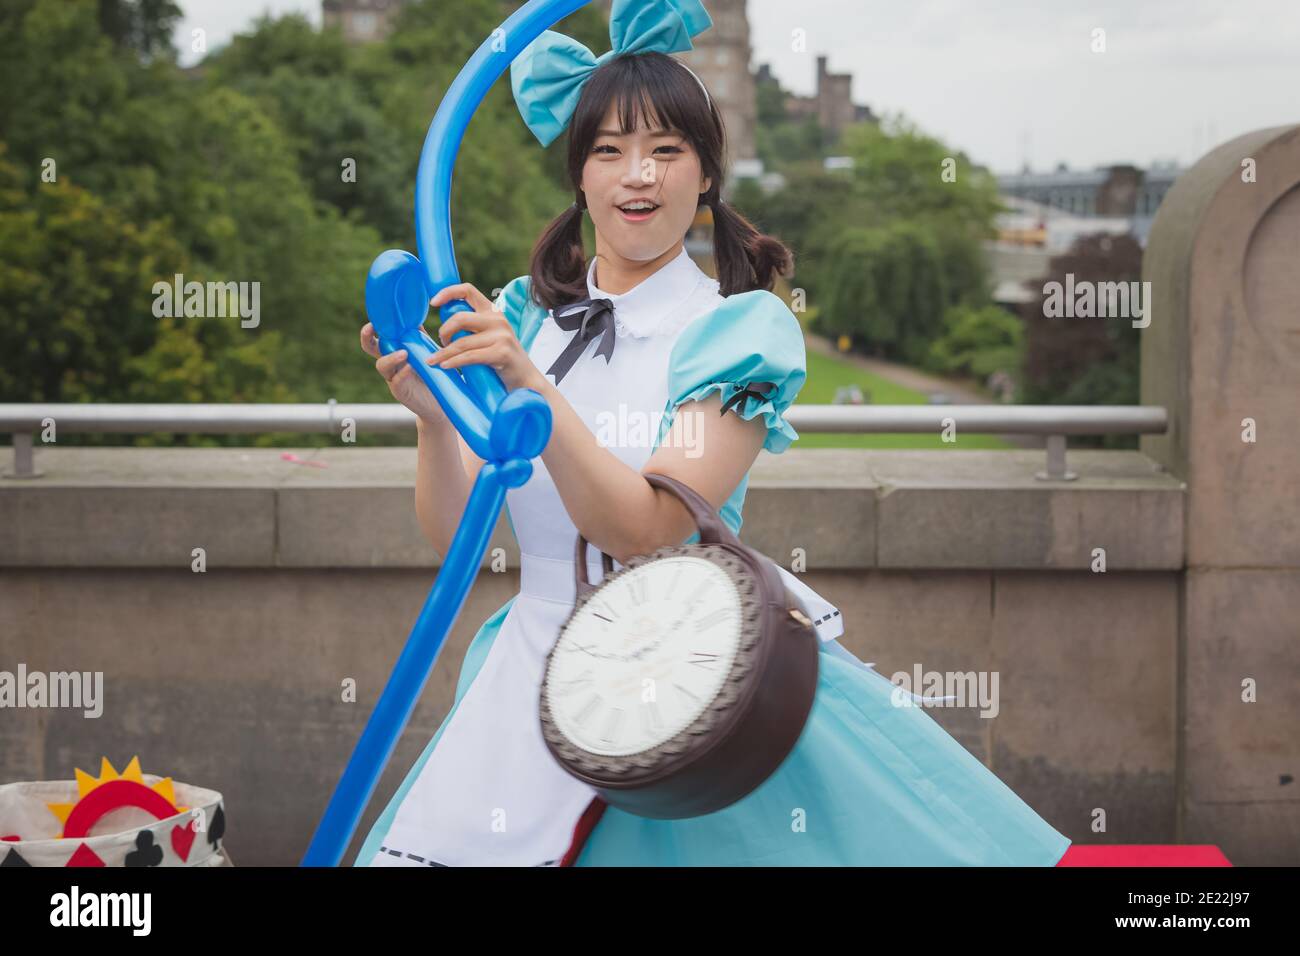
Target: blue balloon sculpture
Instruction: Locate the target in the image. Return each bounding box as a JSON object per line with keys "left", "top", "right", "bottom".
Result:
{"left": 301, "top": 0, "right": 594, "bottom": 867}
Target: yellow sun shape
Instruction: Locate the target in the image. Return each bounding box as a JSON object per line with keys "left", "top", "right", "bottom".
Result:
{"left": 46, "top": 756, "right": 188, "bottom": 833}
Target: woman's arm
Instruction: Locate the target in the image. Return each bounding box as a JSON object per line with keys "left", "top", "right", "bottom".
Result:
{"left": 418, "top": 280, "right": 767, "bottom": 564}
{"left": 361, "top": 318, "right": 487, "bottom": 558}
{"left": 414, "top": 416, "right": 485, "bottom": 558}
{"left": 527, "top": 371, "right": 767, "bottom": 564}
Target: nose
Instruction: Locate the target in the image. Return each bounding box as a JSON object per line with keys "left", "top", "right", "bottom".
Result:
{"left": 620, "top": 147, "right": 657, "bottom": 188}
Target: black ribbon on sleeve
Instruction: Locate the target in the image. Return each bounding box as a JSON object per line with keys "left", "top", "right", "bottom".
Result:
{"left": 719, "top": 380, "right": 778, "bottom": 416}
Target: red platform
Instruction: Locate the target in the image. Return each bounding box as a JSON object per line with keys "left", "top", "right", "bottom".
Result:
{"left": 1055, "top": 845, "right": 1232, "bottom": 866}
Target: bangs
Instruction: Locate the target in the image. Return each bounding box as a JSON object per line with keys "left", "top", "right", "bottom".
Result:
{"left": 567, "top": 51, "right": 722, "bottom": 167}
{"left": 609, "top": 63, "right": 691, "bottom": 138}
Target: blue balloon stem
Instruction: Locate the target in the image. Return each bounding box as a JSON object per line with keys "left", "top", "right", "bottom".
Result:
{"left": 303, "top": 0, "right": 592, "bottom": 866}
{"left": 302, "top": 467, "right": 510, "bottom": 867}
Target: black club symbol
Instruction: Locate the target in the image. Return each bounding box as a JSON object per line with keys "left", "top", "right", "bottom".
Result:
{"left": 125, "top": 829, "right": 164, "bottom": 867}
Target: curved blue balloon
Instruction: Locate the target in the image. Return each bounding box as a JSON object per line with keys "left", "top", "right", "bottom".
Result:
{"left": 302, "top": 0, "right": 594, "bottom": 867}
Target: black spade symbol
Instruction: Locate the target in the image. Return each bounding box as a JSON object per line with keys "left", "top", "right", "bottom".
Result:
{"left": 125, "top": 829, "right": 164, "bottom": 867}
{"left": 207, "top": 805, "right": 226, "bottom": 848}
{"left": 1, "top": 846, "right": 31, "bottom": 867}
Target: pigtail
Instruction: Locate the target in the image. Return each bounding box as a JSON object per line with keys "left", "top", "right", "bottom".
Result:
{"left": 709, "top": 196, "right": 794, "bottom": 295}
{"left": 529, "top": 199, "right": 589, "bottom": 311}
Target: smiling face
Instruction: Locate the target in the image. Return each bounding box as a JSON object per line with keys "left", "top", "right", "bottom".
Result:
{"left": 579, "top": 99, "right": 712, "bottom": 266}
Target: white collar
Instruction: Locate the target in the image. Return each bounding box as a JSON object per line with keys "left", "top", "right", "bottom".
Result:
{"left": 585, "top": 246, "right": 705, "bottom": 338}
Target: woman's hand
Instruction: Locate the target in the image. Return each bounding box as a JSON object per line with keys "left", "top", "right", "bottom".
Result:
{"left": 359, "top": 321, "right": 450, "bottom": 426}
{"left": 428, "top": 283, "right": 543, "bottom": 393}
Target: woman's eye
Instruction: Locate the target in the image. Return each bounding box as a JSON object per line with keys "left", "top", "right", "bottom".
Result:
{"left": 592, "top": 144, "right": 618, "bottom": 154}
{"left": 655, "top": 145, "right": 683, "bottom": 155}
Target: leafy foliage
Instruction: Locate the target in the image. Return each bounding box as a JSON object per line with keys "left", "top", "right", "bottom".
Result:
{"left": 1018, "top": 232, "right": 1144, "bottom": 447}
{"left": 924, "top": 304, "right": 1024, "bottom": 381}
{"left": 749, "top": 115, "right": 998, "bottom": 363}
{"left": 0, "top": 0, "right": 597, "bottom": 442}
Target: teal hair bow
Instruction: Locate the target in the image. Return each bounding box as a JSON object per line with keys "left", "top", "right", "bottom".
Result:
{"left": 510, "top": 0, "right": 713, "bottom": 148}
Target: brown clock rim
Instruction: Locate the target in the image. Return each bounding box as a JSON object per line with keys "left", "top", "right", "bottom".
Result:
{"left": 539, "top": 542, "right": 773, "bottom": 784}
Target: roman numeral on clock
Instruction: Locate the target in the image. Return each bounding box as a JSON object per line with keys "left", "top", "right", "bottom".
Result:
{"left": 640, "top": 699, "right": 664, "bottom": 735}
{"left": 688, "top": 651, "right": 720, "bottom": 669}
{"left": 686, "top": 578, "right": 713, "bottom": 607}
{"left": 665, "top": 564, "right": 684, "bottom": 599}
{"left": 572, "top": 693, "right": 603, "bottom": 728}
{"left": 693, "top": 607, "right": 730, "bottom": 632}
{"left": 599, "top": 707, "right": 625, "bottom": 746}
{"left": 554, "top": 669, "right": 594, "bottom": 696}
{"left": 625, "top": 574, "right": 649, "bottom": 607}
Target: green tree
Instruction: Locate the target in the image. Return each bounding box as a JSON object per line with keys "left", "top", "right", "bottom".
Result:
{"left": 838, "top": 116, "right": 1002, "bottom": 232}
{"left": 96, "top": 0, "right": 181, "bottom": 59}
{"left": 925, "top": 304, "right": 1024, "bottom": 380}
{"left": 1019, "top": 232, "right": 1144, "bottom": 447}
{"left": 745, "top": 113, "right": 999, "bottom": 363}
{"left": 0, "top": 145, "right": 287, "bottom": 413}
{"left": 0, "top": 0, "right": 132, "bottom": 184}
{"left": 0, "top": 0, "right": 672, "bottom": 438}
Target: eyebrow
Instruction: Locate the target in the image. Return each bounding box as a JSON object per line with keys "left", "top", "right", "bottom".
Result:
{"left": 595, "top": 127, "right": 681, "bottom": 137}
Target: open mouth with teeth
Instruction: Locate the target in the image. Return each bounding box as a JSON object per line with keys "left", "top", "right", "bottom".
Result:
{"left": 616, "top": 200, "right": 660, "bottom": 222}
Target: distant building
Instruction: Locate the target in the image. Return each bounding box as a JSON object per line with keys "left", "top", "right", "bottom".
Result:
{"left": 997, "top": 162, "right": 1182, "bottom": 245}
{"left": 592, "top": 0, "right": 757, "bottom": 179}
{"left": 321, "top": 0, "right": 405, "bottom": 43}
{"left": 771, "top": 55, "right": 876, "bottom": 142}
{"left": 995, "top": 195, "right": 1133, "bottom": 255}
{"left": 673, "top": 0, "right": 758, "bottom": 168}
{"left": 987, "top": 196, "right": 1133, "bottom": 306}
{"left": 987, "top": 161, "right": 1185, "bottom": 307}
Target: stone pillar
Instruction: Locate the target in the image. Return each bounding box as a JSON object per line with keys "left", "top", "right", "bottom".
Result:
{"left": 1142, "top": 124, "right": 1300, "bottom": 865}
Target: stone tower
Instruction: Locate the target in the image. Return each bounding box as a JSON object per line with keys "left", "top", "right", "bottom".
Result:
{"left": 596, "top": 0, "right": 758, "bottom": 170}
{"left": 321, "top": 0, "right": 405, "bottom": 43}
{"left": 673, "top": 0, "right": 758, "bottom": 167}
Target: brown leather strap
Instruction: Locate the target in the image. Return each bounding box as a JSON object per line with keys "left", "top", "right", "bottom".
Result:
{"left": 643, "top": 472, "right": 738, "bottom": 547}
{"left": 574, "top": 533, "right": 616, "bottom": 600}
{"left": 572, "top": 472, "right": 740, "bottom": 597}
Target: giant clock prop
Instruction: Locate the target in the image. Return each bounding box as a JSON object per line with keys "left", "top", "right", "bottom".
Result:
{"left": 541, "top": 473, "right": 819, "bottom": 819}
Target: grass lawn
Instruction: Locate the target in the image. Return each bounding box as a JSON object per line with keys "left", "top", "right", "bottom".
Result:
{"left": 793, "top": 349, "right": 1014, "bottom": 450}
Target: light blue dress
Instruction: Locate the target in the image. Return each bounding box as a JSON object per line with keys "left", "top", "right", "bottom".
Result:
{"left": 356, "top": 271, "right": 1072, "bottom": 867}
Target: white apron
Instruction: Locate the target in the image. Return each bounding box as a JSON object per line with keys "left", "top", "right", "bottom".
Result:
{"left": 372, "top": 249, "right": 841, "bottom": 866}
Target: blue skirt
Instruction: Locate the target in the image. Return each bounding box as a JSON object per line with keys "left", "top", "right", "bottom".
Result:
{"left": 357, "top": 598, "right": 1072, "bottom": 867}
{"left": 574, "top": 639, "right": 1070, "bottom": 865}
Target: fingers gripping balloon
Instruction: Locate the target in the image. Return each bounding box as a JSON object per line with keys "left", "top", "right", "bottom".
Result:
{"left": 300, "top": 0, "right": 596, "bottom": 867}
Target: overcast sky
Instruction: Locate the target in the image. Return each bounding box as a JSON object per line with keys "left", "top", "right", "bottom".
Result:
{"left": 174, "top": 0, "right": 1300, "bottom": 173}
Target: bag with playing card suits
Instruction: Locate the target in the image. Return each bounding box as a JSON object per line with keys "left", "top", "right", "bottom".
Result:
{"left": 0, "top": 761, "right": 232, "bottom": 867}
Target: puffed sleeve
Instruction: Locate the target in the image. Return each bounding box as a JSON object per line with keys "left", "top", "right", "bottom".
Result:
{"left": 661, "top": 290, "right": 806, "bottom": 454}
{"left": 492, "top": 274, "right": 546, "bottom": 352}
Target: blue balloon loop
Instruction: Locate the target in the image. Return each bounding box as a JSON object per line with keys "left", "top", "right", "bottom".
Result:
{"left": 302, "top": 0, "right": 593, "bottom": 867}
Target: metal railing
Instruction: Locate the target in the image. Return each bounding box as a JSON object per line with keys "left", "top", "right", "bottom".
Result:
{"left": 0, "top": 402, "right": 1168, "bottom": 481}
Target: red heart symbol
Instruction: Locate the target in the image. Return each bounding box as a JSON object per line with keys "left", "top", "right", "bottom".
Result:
{"left": 171, "top": 820, "right": 196, "bottom": 861}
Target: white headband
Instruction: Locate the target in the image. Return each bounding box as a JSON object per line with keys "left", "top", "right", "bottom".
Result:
{"left": 678, "top": 60, "right": 714, "bottom": 109}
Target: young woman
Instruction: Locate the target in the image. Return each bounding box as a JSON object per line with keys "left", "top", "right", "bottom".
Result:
{"left": 353, "top": 3, "right": 1071, "bottom": 867}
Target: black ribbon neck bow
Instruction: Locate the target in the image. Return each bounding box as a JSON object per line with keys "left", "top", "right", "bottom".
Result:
{"left": 547, "top": 296, "right": 617, "bottom": 385}
{"left": 720, "top": 381, "right": 778, "bottom": 416}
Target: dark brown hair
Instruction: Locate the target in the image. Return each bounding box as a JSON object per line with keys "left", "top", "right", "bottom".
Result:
{"left": 528, "top": 50, "right": 793, "bottom": 311}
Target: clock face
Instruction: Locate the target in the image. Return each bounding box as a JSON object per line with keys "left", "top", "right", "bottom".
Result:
{"left": 545, "top": 555, "right": 743, "bottom": 758}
